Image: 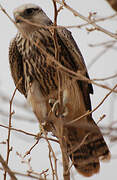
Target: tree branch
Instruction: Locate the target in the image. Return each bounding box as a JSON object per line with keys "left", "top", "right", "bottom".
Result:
{"left": 52, "top": 1, "right": 70, "bottom": 179}
{"left": 0, "top": 154, "right": 17, "bottom": 180}
{"left": 55, "top": 0, "right": 117, "bottom": 39}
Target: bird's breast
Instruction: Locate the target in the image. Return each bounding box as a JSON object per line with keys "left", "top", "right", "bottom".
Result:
{"left": 16, "top": 33, "right": 58, "bottom": 96}
{"left": 27, "top": 80, "right": 48, "bottom": 122}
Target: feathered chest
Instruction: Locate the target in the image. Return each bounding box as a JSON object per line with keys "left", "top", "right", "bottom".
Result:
{"left": 16, "top": 31, "right": 58, "bottom": 95}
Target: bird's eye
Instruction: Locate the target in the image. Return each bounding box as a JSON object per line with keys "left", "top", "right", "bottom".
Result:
{"left": 24, "top": 8, "right": 38, "bottom": 16}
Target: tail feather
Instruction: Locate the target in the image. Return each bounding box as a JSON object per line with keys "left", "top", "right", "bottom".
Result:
{"left": 66, "top": 117, "right": 110, "bottom": 177}
{"left": 74, "top": 160, "right": 100, "bottom": 177}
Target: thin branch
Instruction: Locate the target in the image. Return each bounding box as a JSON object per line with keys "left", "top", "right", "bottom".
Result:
{"left": 4, "top": 78, "right": 22, "bottom": 180}
{"left": 49, "top": 148, "right": 55, "bottom": 180}
{"left": 0, "top": 167, "right": 45, "bottom": 180}
{"left": 97, "top": 114, "right": 106, "bottom": 124}
{"left": 1, "top": 4, "right": 117, "bottom": 94}
{"left": 64, "top": 13, "right": 117, "bottom": 29}
{"left": 88, "top": 47, "right": 110, "bottom": 69}
{"left": 0, "top": 154, "right": 17, "bottom": 180}
{"left": 92, "top": 73, "right": 117, "bottom": 81}
{"left": 23, "top": 139, "right": 40, "bottom": 158}
{"left": 88, "top": 41, "right": 117, "bottom": 68}
{"left": 52, "top": 0, "right": 63, "bottom": 115}
{"left": 1, "top": 3, "right": 116, "bottom": 31}
{"left": 67, "top": 133, "right": 91, "bottom": 155}
{"left": 55, "top": 0, "right": 117, "bottom": 39}
{"left": 52, "top": 1, "right": 70, "bottom": 179}
{"left": 37, "top": 123, "right": 58, "bottom": 180}
{"left": 0, "top": 123, "right": 59, "bottom": 143}
{"left": 89, "top": 40, "right": 117, "bottom": 47}
{"left": 16, "top": 153, "right": 48, "bottom": 179}
{"left": 1, "top": 2, "right": 117, "bottom": 40}
{"left": 66, "top": 84, "right": 117, "bottom": 126}
{"left": 0, "top": 109, "right": 36, "bottom": 123}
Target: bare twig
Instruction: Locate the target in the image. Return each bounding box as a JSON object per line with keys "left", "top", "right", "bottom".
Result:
{"left": 92, "top": 73, "right": 117, "bottom": 81}
{"left": 4, "top": 78, "right": 22, "bottom": 180}
{"left": 55, "top": 0, "right": 117, "bottom": 39}
{"left": 52, "top": 0, "right": 64, "bottom": 116}
{"left": 66, "top": 13, "right": 117, "bottom": 29}
{"left": 16, "top": 152, "right": 48, "bottom": 179}
{"left": 88, "top": 40, "right": 117, "bottom": 68}
{"left": 23, "top": 139, "right": 40, "bottom": 158}
{"left": 0, "top": 123, "right": 59, "bottom": 143}
{"left": 67, "top": 133, "right": 91, "bottom": 155}
{"left": 38, "top": 123, "right": 58, "bottom": 180}
{"left": 0, "top": 154, "right": 17, "bottom": 180}
{"left": 0, "top": 3, "right": 117, "bottom": 180}
{"left": 49, "top": 147, "right": 55, "bottom": 180}
{"left": 0, "top": 167, "right": 45, "bottom": 180}
{"left": 1, "top": 4, "right": 117, "bottom": 94}
{"left": 66, "top": 84, "right": 117, "bottom": 126}
{"left": 1, "top": 2, "right": 116, "bottom": 31}
{"left": 89, "top": 40, "right": 117, "bottom": 47}
{"left": 97, "top": 114, "right": 106, "bottom": 124}
{"left": 52, "top": 1, "right": 70, "bottom": 179}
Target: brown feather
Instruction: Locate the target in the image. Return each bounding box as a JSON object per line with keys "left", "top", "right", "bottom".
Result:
{"left": 9, "top": 4, "right": 111, "bottom": 177}
{"left": 9, "top": 37, "right": 26, "bottom": 96}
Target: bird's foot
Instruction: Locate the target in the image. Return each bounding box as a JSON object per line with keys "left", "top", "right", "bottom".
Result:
{"left": 38, "top": 123, "right": 46, "bottom": 136}
{"left": 49, "top": 98, "right": 69, "bottom": 118}
{"left": 42, "top": 121, "right": 54, "bottom": 132}
{"left": 36, "top": 122, "right": 50, "bottom": 138}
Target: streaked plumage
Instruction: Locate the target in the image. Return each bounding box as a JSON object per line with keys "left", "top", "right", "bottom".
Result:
{"left": 9, "top": 4, "right": 110, "bottom": 177}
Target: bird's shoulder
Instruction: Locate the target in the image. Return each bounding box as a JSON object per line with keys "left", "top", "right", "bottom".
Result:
{"left": 57, "top": 28, "right": 86, "bottom": 69}
{"left": 56, "top": 28, "right": 93, "bottom": 111}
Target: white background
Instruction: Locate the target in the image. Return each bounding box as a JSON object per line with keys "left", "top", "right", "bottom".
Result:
{"left": 0, "top": 0, "right": 117, "bottom": 179}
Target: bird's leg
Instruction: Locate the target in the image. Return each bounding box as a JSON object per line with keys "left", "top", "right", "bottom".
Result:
{"left": 49, "top": 89, "right": 69, "bottom": 117}
{"left": 41, "top": 121, "right": 55, "bottom": 133}
{"left": 49, "top": 99, "right": 59, "bottom": 116}
{"left": 35, "top": 123, "right": 45, "bottom": 141}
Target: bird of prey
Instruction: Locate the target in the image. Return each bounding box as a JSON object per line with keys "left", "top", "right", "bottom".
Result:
{"left": 9, "top": 4, "right": 110, "bottom": 177}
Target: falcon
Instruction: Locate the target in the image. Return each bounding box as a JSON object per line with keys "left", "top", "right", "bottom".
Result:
{"left": 9, "top": 4, "right": 110, "bottom": 177}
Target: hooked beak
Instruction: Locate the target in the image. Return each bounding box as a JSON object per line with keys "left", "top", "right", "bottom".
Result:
{"left": 14, "top": 12, "right": 22, "bottom": 23}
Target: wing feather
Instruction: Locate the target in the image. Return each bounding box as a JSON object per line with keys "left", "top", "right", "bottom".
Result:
{"left": 9, "top": 37, "right": 26, "bottom": 97}
{"left": 57, "top": 28, "right": 93, "bottom": 110}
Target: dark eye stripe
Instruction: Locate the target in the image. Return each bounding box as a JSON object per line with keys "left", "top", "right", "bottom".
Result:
{"left": 24, "top": 8, "right": 41, "bottom": 16}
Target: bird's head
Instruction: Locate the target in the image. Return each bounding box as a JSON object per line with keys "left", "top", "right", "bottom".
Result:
{"left": 13, "top": 4, "right": 52, "bottom": 33}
